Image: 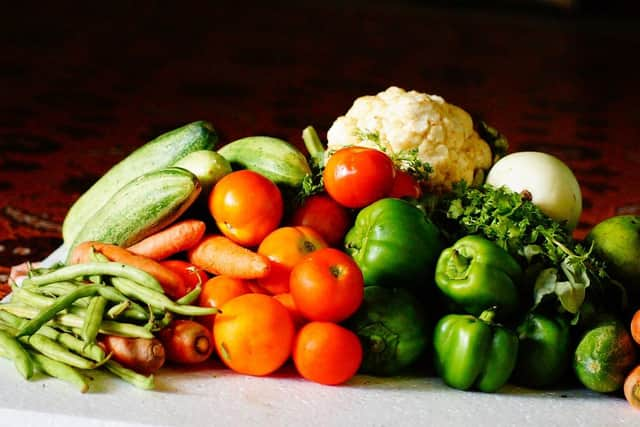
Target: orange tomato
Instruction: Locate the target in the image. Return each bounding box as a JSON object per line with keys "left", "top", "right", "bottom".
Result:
{"left": 293, "top": 321, "right": 362, "bottom": 385}
{"left": 624, "top": 365, "right": 640, "bottom": 410}
{"left": 160, "top": 259, "right": 209, "bottom": 300}
{"left": 197, "top": 275, "right": 252, "bottom": 330}
{"left": 290, "top": 194, "right": 352, "bottom": 247}
{"left": 273, "top": 292, "right": 306, "bottom": 329}
{"left": 213, "top": 293, "right": 295, "bottom": 376}
{"left": 289, "top": 248, "right": 364, "bottom": 322}
{"left": 388, "top": 169, "right": 422, "bottom": 199}
{"left": 323, "top": 147, "right": 395, "bottom": 208}
{"left": 257, "top": 226, "right": 327, "bottom": 294}
{"left": 209, "top": 170, "right": 283, "bottom": 247}
{"left": 631, "top": 309, "right": 640, "bottom": 345}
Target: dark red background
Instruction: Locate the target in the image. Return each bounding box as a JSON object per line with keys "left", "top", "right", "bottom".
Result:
{"left": 1, "top": 1, "right": 639, "bottom": 295}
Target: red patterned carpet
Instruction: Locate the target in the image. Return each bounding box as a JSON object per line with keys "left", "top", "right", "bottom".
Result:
{"left": 1, "top": 2, "right": 639, "bottom": 295}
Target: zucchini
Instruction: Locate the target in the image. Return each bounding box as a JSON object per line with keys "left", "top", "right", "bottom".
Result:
{"left": 63, "top": 121, "right": 217, "bottom": 245}
{"left": 68, "top": 167, "right": 201, "bottom": 259}
{"left": 217, "top": 136, "right": 311, "bottom": 187}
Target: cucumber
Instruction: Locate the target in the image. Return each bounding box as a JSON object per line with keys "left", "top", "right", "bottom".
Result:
{"left": 68, "top": 167, "right": 201, "bottom": 259}
{"left": 63, "top": 121, "right": 217, "bottom": 245}
{"left": 217, "top": 136, "right": 311, "bottom": 187}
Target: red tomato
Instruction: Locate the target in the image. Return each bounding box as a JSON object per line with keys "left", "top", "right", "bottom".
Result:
{"left": 257, "top": 226, "right": 327, "bottom": 295}
{"left": 290, "top": 194, "right": 352, "bottom": 247}
{"left": 323, "top": 147, "right": 395, "bottom": 208}
{"left": 209, "top": 170, "right": 283, "bottom": 247}
{"left": 389, "top": 169, "right": 422, "bottom": 199}
{"left": 293, "top": 321, "right": 362, "bottom": 385}
{"left": 289, "top": 248, "right": 364, "bottom": 323}
{"left": 160, "top": 259, "right": 209, "bottom": 299}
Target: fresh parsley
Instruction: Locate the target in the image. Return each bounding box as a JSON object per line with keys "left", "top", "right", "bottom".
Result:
{"left": 432, "top": 182, "right": 623, "bottom": 317}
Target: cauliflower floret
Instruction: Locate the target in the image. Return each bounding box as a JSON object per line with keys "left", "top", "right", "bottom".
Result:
{"left": 326, "top": 86, "right": 492, "bottom": 192}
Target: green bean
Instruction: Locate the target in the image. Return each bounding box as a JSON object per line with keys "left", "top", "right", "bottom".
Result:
{"left": 9, "top": 287, "right": 56, "bottom": 309}
{"left": 1, "top": 304, "right": 154, "bottom": 339}
{"left": 16, "top": 284, "right": 101, "bottom": 338}
{"left": 39, "top": 326, "right": 106, "bottom": 362}
{"left": 70, "top": 302, "right": 148, "bottom": 324}
{"left": 106, "top": 300, "right": 130, "bottom": 319}
{"left": 22, "top": 262, "right": 164, "bottom": 293}
{"left": 11, "top": 286, "right": 90, "bottom": 310}
{"left": 80, "top": 296, "right": 107, "bottom": 344}
{"left": 34, "top": 281, "right": 82, "bottom": 296}
{"left": 176, "top": 284, "right": 202, "bottom": 305}
{"left": 29, "top": 351, "right": 89, "bottom": 393}
{"left": 26, "top": 334, "right": 97, "bottom": 369}
{"left": 111, "top": 277, "right": 218, "bottom": 317}
{"left": 0, "top": 329, "right": 34, "bottom": 379}
{"left": 104, "top": 360, "right": 154, "bottom": 390}
{"left": 97, "top": 286, "right": 154, "bottom": 320}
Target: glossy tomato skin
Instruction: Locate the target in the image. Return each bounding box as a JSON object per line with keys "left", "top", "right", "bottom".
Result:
{"left": 213, "top": 293, "right": 295, "bottom": 376}
{"left": 257, "top": 226, "right": 327, "bottom": 295}
{"left": 209, "top": 170, "right": 283, "bottom": 247}
{"left": 160, "top": 260, "right": 209, "bottom": 300}
{"left": 197, "top": 275, "right": 252, "bottom": 330}
{"left": 290, "top": 194, "right": 351, "bottom": 247}
{"left": 323, "top": 147, "right": 395, "bottom": 208}
{"left": 293, "top": 321, "right": 363, "bottom": 385}
{"left": 389, "top": 169, "right": 422, "bottom": 199}
{"left": 289, "top": 248, "right": 364, "bottom": 323}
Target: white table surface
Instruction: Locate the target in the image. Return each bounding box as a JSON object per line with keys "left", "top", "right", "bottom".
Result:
{"left": 0, "top": 362, "right": 638, "bottom": 427}
{"left": 1, "top": 246, "right": 639, "bottom": 427}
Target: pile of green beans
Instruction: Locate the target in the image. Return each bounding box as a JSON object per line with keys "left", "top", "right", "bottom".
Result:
{"left": 0, "top": 259, "right": 216, "bottom": 392}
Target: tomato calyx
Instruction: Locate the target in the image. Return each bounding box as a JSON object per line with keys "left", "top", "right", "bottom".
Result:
{"left": 329, "top": 264, "right": 344, "bottom": 279}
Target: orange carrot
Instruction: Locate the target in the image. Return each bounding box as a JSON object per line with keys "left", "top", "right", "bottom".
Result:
{"left": 187, "top": 235, "right": 271, "bottom": 279}
{"left": 157, "top": 319, "right": 214, "bottom": 364}
{"left": 69, "top": 241, "right": 186, "bottom": 300}
{"left": 101, "top": 335, "right": 166, "bottom": 375}
{"left": 127, "top": 219, "right": 206, "bottom": 260}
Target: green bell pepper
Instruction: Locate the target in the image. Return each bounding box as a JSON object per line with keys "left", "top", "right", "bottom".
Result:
{"left": 344, "top": 198, "right": 442, "bottom": 289}
{"left": 345, "top": 286, "right": 428, "bottom": 376}
{"left": 512, "top": 312, "right": 570, "bottom": 388}
{"left": 433, "top": 309, "right": 518, "bottom": 392}
{"left": 435, "top": 235, "right": 522, "bottom": 317}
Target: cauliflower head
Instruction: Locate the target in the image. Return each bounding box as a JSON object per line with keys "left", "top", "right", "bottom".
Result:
{"left": 326, "top": 86, "right": 493, "bottom": 192}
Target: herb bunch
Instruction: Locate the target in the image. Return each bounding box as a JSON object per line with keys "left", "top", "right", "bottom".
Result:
{"left": 431, "top": 182, "right": 622, "bottom": 316}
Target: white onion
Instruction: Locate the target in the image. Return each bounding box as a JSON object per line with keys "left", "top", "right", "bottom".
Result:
{"left": 486, "top": 151, "right": 582, "bottom": 231}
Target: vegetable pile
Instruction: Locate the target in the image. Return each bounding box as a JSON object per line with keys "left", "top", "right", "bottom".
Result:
{"left": 2, "top": 87, "right": 640, "bottom": 411}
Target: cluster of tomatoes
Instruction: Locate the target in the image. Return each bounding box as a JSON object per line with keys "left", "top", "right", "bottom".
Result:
{"left": 163, "top": 146, "right": 421, "bottom": 385}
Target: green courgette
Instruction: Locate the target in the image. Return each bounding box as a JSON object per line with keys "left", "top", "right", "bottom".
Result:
{"left": 63, "top": 121, "right": 217, "bottom": 245}
{"left": 218, "top": 136, "right": 311, "bottom": 187}
{"left": 68, "top": 167, "right": 201, "bottom": 259}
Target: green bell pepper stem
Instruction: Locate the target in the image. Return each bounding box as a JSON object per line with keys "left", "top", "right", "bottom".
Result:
{"left": 435, "top": 235, "right": 522, "bottom": 317}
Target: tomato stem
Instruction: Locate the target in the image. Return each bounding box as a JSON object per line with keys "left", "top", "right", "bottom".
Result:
{"left": 329, "top": 264, "right": 343, "bottom": 278}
